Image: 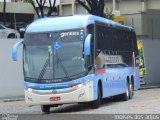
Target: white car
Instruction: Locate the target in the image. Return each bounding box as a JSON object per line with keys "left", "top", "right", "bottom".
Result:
{"left": 0, "top": 24, "right": 20, "bottom": 39}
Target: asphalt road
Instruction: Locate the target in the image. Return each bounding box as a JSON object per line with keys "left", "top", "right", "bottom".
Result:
{"left": 0, "top": 88, "right": 160, "bottom": 120}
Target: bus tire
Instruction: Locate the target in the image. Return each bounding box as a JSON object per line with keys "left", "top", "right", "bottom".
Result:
{"left": 41, "top": 105, "right": 50, "bottom": 114}
{"left": 121, "top": 81, "right": 130, "bottom": 101}
{"left": 91, "top": 86, "right": 101, "bottom": 109}
{"left": 129, "top": 81, "right": 133, "bottom": 99}
{"left": 130, "top": 77, "right": 134, "bottom": 97}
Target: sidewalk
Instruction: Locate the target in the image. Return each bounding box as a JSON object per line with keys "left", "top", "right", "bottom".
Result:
{"left": 140, "top": 83, "right": 160, "bottom": 89}
{"left": 0, "top": 96, "right": 24, "bottom": 103}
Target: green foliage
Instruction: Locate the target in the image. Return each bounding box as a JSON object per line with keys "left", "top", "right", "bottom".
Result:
{"left": 26, "top": 0, "right": 35, "bottom": 4}
{"left": 76, "top": 0, "right": 105, "bottom": 17}
{"left": 104, "top": 8, "right": 115, "bottom": 20}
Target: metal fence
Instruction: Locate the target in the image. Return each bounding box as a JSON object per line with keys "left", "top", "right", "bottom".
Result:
{"left": 0, "top": 39, "right": 24, "bottom": 100}
{"left": 143, "top": 39, "right": 160, "bottom": 85}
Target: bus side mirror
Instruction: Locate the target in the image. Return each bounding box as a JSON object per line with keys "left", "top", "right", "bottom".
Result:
{"left": 84, "top": 34, "right": 92, "bottom": 55}
{"left": 12, "top": 41, "right": 23, "bottom": 61}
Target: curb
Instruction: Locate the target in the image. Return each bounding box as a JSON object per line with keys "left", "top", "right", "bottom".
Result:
{"left": 0, "top": 97, "right": 24, "bottom": 103}
{"left": 140, "top": 85, "right": 160, "bottom": 90}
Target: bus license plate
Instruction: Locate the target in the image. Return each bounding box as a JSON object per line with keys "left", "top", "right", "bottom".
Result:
{"left": 50, "top": 96, "right": 61, "bottom": 101}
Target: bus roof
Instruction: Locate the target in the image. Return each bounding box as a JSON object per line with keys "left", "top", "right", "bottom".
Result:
{"left": 26, "top": 14, "right": 133, "bottom": 33}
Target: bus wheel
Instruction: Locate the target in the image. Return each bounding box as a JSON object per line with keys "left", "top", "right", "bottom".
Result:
{"left": 122, "top": 81, "right": 130, "bottom": 101}
{"left": 41, "top": 105, "right": 50, "bottom": 114}
{"left": 129, "top": 81, "right": 133, "bottom": 99}
{"left": 91, "top": 86, "right": 101, "bottom": 109}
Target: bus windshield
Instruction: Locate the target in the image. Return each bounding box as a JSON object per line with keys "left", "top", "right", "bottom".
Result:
{"left": 24, "top": 29, "right": 87, "bottom": 83}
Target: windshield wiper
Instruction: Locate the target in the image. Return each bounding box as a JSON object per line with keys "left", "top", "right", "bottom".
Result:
{"left": 55, "top": 50, "right": 71, "bottom": 80}
{"left": 38, "top": 58, "right": 50, "bottom": 82}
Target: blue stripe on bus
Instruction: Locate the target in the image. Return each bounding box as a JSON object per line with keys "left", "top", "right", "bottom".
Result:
{"left": 24, "top": 75, "right": 91, "bottom": 90}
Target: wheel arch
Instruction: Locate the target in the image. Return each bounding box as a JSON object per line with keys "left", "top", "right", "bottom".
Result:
{"left": 131, "top": 75, "right": 135, "bottom": 90}
{"left": 7, "top": 33, "right": 16, "bottom": 38}
{"left": 126, "top": 76, "right": 130, "bottom": 84}
{"left": 98, "top": 79, "right": 103, "bottom": 98}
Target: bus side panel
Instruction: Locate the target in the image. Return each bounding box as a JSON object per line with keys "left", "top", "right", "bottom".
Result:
{"left": 91, "top": 72, "right": 122, "bottom": 101}
{"left": 134, "top": 66, "right": 140, "bottom": 90}
{"left": 102, "top": 67, "right": 134, "bottom": 98}
{"left": 93, "top": 67, "right": 134, "bottom": 99}
{"left": 92, "top": 74, "right": 104, "bottom": 101}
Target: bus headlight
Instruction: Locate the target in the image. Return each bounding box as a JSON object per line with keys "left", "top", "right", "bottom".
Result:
{"left": 26, "top": 88, "right": 33, "bottom": 92}
{"left": 77, "top": 80, "right": 91, "bottom": 88}
{"left": 77, "top": 84, "right": 83, "bottom": 88}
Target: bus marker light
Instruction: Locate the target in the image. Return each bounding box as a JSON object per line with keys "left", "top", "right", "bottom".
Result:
{"left": 50, "top": 96, "right": 61, "bottom": 101}
{"left": 96, "top": 69, "right": 105, "bottom": 74}
{"left": 69, "top": 84, "right": 79, "bottom": 88}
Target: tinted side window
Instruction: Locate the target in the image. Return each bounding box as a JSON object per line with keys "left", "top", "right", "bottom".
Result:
{"left": 96, "top": 25, "right": 106, "bottom": 52}
{"left": 120, "top": 30, "right": 132, "bottom": 51}
{"left": 131, "top": 31, "right": 138, "bottom": 55}
{"left": 105, "top": 27, "right": 112, "bottom": 51}
{"left": 107, "top": 27, "right": 114, "bottom": 51}
{"left": 127, "top": 31, "right": 132, "bottom": 51}
{"left": 95, "top": 25, "right": 133, "bottom": 52}
{"left": 86, "top": 24, "right": 95, "bottom": 68}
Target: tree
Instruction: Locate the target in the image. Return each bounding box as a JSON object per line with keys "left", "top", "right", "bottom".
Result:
{"left": 76, "top": 0, "right": 105, "bottom": 17}
{"left": 3, "top": 0, "right": 6, "bottom": 25}
{"left": 27, "top": 0, "right": 40, "bottom": 18}
{"left": 47, "top": 0, "right": 57, "bottom": 17}
{"left": 104, "top": 8, "right": 115, "bottom": 20}
{"left": 26, "top": 0, "right": 57, "bottom": 18}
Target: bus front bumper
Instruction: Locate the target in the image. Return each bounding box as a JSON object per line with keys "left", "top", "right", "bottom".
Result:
{"left": 24, "top": 80, "right": 94, "bottom": 106}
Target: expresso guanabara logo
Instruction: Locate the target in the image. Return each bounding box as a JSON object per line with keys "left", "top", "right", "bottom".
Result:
{"left": 61, "top": 31, "right": 80, "bottom": 37}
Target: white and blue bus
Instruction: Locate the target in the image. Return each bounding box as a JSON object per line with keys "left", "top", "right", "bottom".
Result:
{"left": 12, "top": 14, "right": 140, "bottom": 113}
